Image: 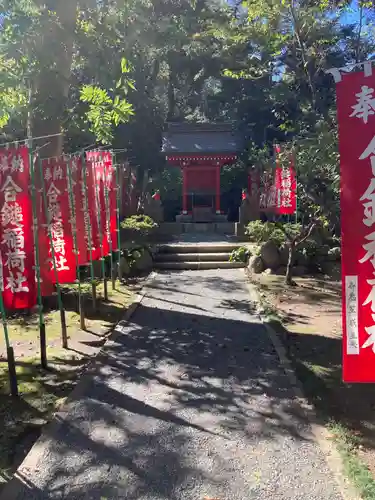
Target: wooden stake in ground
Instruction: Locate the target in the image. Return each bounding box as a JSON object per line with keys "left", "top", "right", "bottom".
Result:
{"left": 0, "top": 295, "right": 18, "bottom": 396}
{"left": 29, "top": 145, "right": 47, "bottom": 368}
{"left": 66, "top": 156, "right": 85, "bottom": 330}
{"left": 37, "top": 156, "right": 68, "bottom": 348}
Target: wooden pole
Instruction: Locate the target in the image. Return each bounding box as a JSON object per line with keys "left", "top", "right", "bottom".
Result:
{"left": 28, "top": 144, "right": 47, "bottom": 368}
{"left": 66, "top": 157, "right": 85, "bottom": 330}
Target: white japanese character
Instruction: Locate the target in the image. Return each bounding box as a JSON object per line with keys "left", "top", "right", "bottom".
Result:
{"left": 44, "top": 167, "right": 52, "bottom": 181}
{"left": 47, "top": 202, "right": 62, "bottom": 220}
{"left": 53, "top": 237, "right": 65, "bottom": 255}
{"left": 1, "top": 176, "right": 22, "bottom": 203}
{"left": 54, "top": 255, "right": 69, "bottom": 272}
{"left": 363, "top": 278, "right": 375, "bottom": 311}
{"left": 1, "top": 202, "right": 23, "bottom": 227}
{"left": 360, "top": 136, "right": 375, "bottom": 160}
{"left": 51, "top": 220, "right": 64, "bottom": 240}
{"left": 5, "top": 271, "right": 29, "bottom": 293}
{"left": 281, "top": 197, "right": 292, "bottom": 208}
{"left": 46, "top": 183, "right": 60, "bottom": 203}
{"left": 2, "top": 227, "right": 24, "bottom": 249}
{"left": 5, "top": 249, "right": 26, "bottom": 272}
{"left": 0, "top": 156, "right": 9, "bottom": 174}
{"left": 360, "top": 231, "right": 375, "bottom": 268}
{"left": 350, "top": 85, "right": 375, "bottom": 124}
{"left": 11, "top": 155, "right": 24, "bottom": 173}
{"left": 361, "top": 178, "right": 375, "bottom": 226}
{"left": 53, "top": 165, "right": 63, "bottom": 181}
{"left": 362, "top": 324, "right": 375, "bottom": 352}
{"left": 281, "top": 178, "right": 292, "bottom": 189}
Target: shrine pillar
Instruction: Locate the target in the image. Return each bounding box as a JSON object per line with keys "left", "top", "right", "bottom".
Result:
{"left": 215, "top": 163, "right": 221, "bottom": 214}
{"left": 182, "top": 164, "right": 188, "bottom": 214}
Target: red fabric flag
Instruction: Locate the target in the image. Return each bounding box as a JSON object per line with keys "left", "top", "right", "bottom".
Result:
{"left": 37, "top": 158, "right": 77, "bottom": 284}
{"left": 335, "top": 67, "right": 375, "bottom": 382}
{"left": 259, "top": 172, "right": 277, "bottom": 212}
{"left": 0, "top": 146, "right": 36, "bottom": 309}
{"left": 104, "top": 156, "right": 118, "bottom": 252}
{"left": 85, "top": 152, "right": 101, "bottom": 261}
{"left": 68, "top": 157, "right": 87, "bottom": 266}
{"left": 274, "top": 156, "right": 297, "bottom": 215}
{"left": 86, "top": 151, "right": 110, "bottom": 259}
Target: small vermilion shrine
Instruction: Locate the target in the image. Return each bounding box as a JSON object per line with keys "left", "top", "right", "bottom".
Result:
{"left": 162, "top": 123, "right": 243, "bottom": 222}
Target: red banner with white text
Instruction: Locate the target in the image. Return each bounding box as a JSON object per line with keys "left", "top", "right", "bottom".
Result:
{"left": 336, "top": 67, "right": 375, "bottom": 382}
{"left": 0, "top": 146, "right": 36, "bottom": 309}
{"left": 274, "top": 157, "right": 297, "bottom": 215}
{"left": 37, "top": 158, "right": 77, "bottom": 285}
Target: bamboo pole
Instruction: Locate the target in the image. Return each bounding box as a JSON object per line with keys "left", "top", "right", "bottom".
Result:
{"left": 93, "top": 152, "right": 108, "bottom": 301}
{"left": 29, "top": 145, "right": 47, "bottom": 368}
{"left": 81, "top": 154, "right": 97, "bottom": 311}
{"left": 37, "top": 156, "right": 68, "bottom": 349}
{"left": 66, "top": 157, "right": 85, "bottom": 330}
{"left": 115, "top": 158, "right": 122, "bottom": 281}
{"left": 104, "top": 155, "right": 115, "bottom": 290}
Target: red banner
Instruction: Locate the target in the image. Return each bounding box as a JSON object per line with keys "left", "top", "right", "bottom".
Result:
{"left": 37, "top": 158, "right": 77, "bottom": 285}
{"left": 259, "top": 172, "right": 277, "bottom": 212}
{"left": 0, "top": 146, "right": 36, "bottom": 309}
{"left": 86, "top": 151, "right": 108, "bottom": 260}
{"left": 104, "top": 156, "right": 118, "bottom": 252}
{"left": 336, "top": 67, "right": 375, "bottom": 382}
{"left": 274, "top": 158, "right": 297, "bottom": 215}
{"left": 82, "top": 153, "right": 100, "bottom": 262}
{"left": 68, "top": 157, "right": 87, "bottom": 267}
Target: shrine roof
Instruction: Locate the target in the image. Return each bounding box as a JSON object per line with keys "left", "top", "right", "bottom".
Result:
{"left": 162, "top": 122, "right": 243, "bottom": 156}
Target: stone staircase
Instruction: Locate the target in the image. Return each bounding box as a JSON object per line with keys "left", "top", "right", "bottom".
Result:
{"left": 153, "top": 242, "right": 246, "bottom": 270}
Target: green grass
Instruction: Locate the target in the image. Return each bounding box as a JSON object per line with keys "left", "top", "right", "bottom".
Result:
{"left": 329, "top": 422, "right": 375, "bottom": 500}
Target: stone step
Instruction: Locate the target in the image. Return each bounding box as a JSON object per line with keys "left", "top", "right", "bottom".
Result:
{"left": 157, "top": 243, "right": 243, "bottom": 254}
{"left": 154, "top": 261, "right": 245, "bottom": 270}
{"left": 154, "top": 252, "right": 232, "bottom": 262}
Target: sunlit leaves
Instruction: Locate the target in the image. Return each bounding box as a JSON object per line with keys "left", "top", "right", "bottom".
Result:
{"left": 80, "top": 82, "right": 134, "bottom": 144}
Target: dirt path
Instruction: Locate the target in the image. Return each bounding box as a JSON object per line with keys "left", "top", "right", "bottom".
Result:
{"left": 2, "top": 270, "right": 343, "bottom": 499}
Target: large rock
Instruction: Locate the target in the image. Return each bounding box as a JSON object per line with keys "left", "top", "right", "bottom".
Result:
{"left": 260, "top": 240, "right": 280, "bottom": 270}
{"left": 119, "top": 256, "right": 130, "bottom": 276}
{"left": 248, "top": 255, "right": 265, "bottom": 274}
{"left": 134, "top": 248, "right": 153, "bottom": 272}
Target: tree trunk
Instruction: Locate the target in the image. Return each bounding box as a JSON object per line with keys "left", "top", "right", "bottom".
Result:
{"left": 30, "top": 0, "right": 78, "bottom": 157}
{"left": 285, "top": 241, "right": 296, "bottom": 286}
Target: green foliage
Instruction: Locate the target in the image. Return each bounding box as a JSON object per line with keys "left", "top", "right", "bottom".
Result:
{"left": 80, "top": 59, "right": 135, "bottom": 144}
{"left": 229, "top": 246, "right": 251, "bottom": 263}
{"left": 120, "top": 215, "right": 158, "bottom": 234}
{"left": 246, "top": 221, "right": 285, "bottom": 246}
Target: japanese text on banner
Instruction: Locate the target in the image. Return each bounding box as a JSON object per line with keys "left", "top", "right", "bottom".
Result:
{"left": 336, "top": 68, "right": 375, "bottom": 382}
{"left": 0, "top": 146, "right": 36, "bottom": 309}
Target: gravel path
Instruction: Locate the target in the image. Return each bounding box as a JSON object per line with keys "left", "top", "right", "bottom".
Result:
{"left": 4, "top": 269, "right": 343, "bottom": 500}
